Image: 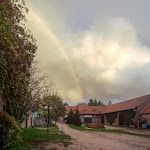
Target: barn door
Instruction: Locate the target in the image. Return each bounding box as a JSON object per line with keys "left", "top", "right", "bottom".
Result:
{"left": 84, "top": 118, "right": 92, "bottom": 123}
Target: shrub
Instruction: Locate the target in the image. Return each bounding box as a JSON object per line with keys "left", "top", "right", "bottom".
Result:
{"left": 0, "top": 111, "right": 21, "bottom": 150}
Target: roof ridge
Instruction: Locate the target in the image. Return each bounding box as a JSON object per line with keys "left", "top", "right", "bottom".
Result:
{"left": 109, "top": 94, "right": 150, "bottom": 106}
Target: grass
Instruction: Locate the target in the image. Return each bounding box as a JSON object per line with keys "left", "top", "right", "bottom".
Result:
{"left": 69, "top": 125, "right": 150, "bottom": 138}
{"left": 21, "top": 127, "right": 70, "bottom": 141}
{"left": 18, "top": 127, "right": 71, "bottom": 150}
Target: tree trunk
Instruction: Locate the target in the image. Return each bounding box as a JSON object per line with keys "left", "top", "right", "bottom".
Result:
{"left": 47, "top": 106, "right": 50, "bottom": 134}
{"left": 47, "top": 123, "right": 49, "bottom": 134}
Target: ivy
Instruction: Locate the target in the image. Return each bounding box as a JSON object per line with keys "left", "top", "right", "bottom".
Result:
{"left": 106, "top": 112, "right": 117, "bottom": 125}
{"left": 0, "top": 0, "right": 37, "bottom": 123}
{"left": 120, "top": 109, "right": 136, "bottom": 126}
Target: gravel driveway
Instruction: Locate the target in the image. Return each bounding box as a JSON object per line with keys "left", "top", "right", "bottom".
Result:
{"left": 57, "top": 122, "right": 150, "bottom": 150}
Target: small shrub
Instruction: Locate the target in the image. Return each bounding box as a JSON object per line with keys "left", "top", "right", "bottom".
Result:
{"left": 0, "top": 111, "right": 21, "bottom": 150}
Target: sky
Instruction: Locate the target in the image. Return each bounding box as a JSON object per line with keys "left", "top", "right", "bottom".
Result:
{"left": 26, "top": 0, "right": 150, "bottom": 105}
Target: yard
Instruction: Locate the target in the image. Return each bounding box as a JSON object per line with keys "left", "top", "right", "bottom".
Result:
{"left": 20, "top": 127, "right": 71, "bottom": 150}
{"left": 15, "top": 123, "right": 150, "bottom": 150}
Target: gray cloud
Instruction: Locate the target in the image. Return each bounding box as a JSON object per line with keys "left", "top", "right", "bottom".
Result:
{"left": 26, "top": 0, "right": 150, "bottom": 104}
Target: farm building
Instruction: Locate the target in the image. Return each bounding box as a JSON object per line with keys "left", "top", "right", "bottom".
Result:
{"left": 65, "top": 106, "right": 106, "bottom": 124}
{"left": 65, "top": 94, "right": 150, "bottom": 128}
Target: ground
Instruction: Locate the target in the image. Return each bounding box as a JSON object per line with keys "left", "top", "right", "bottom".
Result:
{"left": 47, "top": 122, "right": 150, "bottom": 150}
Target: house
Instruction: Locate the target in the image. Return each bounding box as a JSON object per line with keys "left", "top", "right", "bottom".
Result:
{"left": 21, "top": 108, "right": 34, "bottom": 128}
{"left": 21, "top": 104, "right": 40, "bottom": 128}
{"left": 0, "top": 98, "right": 36, "bottom": 128}
{"left": 139, "top": 104, "right": 150, "bottom": 126}
{"left": 65, "top": 94, "right": 150, "bottom": 128}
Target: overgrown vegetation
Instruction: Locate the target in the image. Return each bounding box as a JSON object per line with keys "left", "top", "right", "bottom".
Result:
{"left": 0, "top": 0, "right": 37, "bottom": 123}
{"left": 120, "top": 110, "right": 136, "bottom": 126}
{"left": 69, "top": 125, "right": 150, "bottom": 138}
{"left": 0, "top": 111, "right": 21, "bottom": 150}
{"left": 105, "top": 112, "right": 117, "bottom": 125}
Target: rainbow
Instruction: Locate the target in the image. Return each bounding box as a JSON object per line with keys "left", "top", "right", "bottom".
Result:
{"left": 29, "top": 9, "right": 84, "bottom": 100}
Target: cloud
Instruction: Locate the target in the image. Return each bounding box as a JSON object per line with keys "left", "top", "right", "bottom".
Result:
{"left": 25, "top": 2, "right": 150, "bottom": 104}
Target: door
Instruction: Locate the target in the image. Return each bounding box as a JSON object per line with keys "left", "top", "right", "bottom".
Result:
{"left": 119, "top": 112, "right": 124, "bottom": 125}
{"left": 84, "top": 117, "right": 92, "bottom": 123}
{"left": 101, "top": 115, "right": 104, "bottom": 124}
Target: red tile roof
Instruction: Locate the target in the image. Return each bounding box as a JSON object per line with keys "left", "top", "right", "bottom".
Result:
{"left": 65, "top": 106, "right": 106, "bottom": 115}
{"left": 65, "top": 94, "right": 150, "bottom": 115}
{"left": 102, "top": 94, "right": 150, "bottom": 114}
{"left": 142, "top": 104, "right": 150, "bottom": 114}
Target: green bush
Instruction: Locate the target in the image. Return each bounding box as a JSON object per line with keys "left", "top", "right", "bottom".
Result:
{"left": 0, "top": 111, "right": 21, "bottom": 150}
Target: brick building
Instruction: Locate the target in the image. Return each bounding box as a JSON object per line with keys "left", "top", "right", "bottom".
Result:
{"left": 65, "top": 94, "right": 150, "bottom": 127}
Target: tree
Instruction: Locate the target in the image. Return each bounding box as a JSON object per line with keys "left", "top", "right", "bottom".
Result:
{"left": 107, "top": 100, "right": 112, "bottom": 106}
{"left": 29, "top": 61, "right": 53, "bottom": 105}
{"left": 40, "top": 92, "right": 66, "bottom": 133}
{"left": 0, "top": 111, "right": 21, "bottom": 150}
{"left": 88, "top": 99, "right": 105, "bottom": 106}
{"left": 0, "top": 0, "right": 37, "bottom": 123}
{"left": 88, "top": 99, "right": 94, "bottom": 106}
{"left": 66, "top": 108, "right": 82, "bottom": 126}
{"left": 66, "top": 108, "right": 74, "bottom": 124}
{"left": 98, "top": 100, "right": 102, "bottom": 106}
{"left": 73, "top": 108, "right": 82, "bottom": 126}
{"left": 93, "top": 99, "right": 98, "bottom": 106}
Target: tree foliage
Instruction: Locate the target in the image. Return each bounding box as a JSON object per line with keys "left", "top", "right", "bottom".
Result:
{"left": 40, "top": 92, "right": 66, "bottom": 133}
{"left": 0, "top": 0, "right": 37, "bottom": 122}
{"left": 66, "top": 108, "right": 82, "bottom": 126}
{"left": 88, "top": 99, "right": 105, "bottom": 106}
{"left": 73, "top": 108, "right": 82, "bottom": 126}
{"left": 66, "top": 108, "right": 74, "bottom": 124}
{"left": 0, "top": 111, "right": 21, "bottom": 150}
{"left": 107, "top": 100, "right": 112, "bottom": 106}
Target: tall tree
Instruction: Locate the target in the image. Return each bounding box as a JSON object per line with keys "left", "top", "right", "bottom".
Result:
{"left": 66, "top": 108, "right": 74, "bottom": 124}
{"left": 0, "top": 0, "right": 37, "bottom": 123}
{"left": 93, "top": 99, "right": 98, "bottom": 106}
{"left": 107, "top": 100, "right": 112, "bottom": 106}
{"left": 88, "top": 99, "right": 94, "bottom": 106}
{"left": 29, "top": 61, "right": 53, "bottom": 105}
{"left": 40, "top": 92, "right": 65, "bottom": 133}
{"left": 73, "top": 108, "right": 82, "bottom": 126}
{"left": 88, "top": 99, "right": 105, "bottom": 106}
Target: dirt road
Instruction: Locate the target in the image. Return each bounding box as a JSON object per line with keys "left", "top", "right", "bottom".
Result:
{"left": 56, "top": 122, "right": 150, "bottom": 150}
